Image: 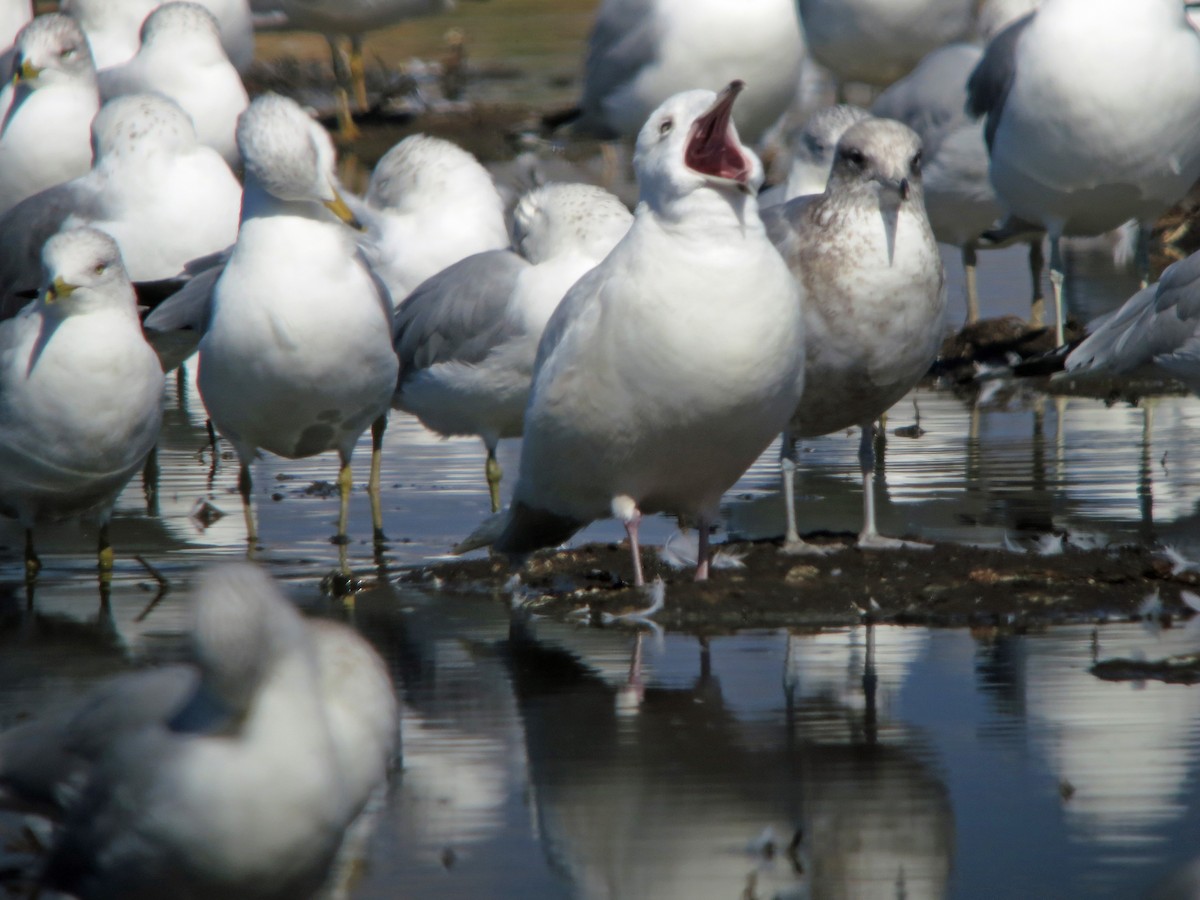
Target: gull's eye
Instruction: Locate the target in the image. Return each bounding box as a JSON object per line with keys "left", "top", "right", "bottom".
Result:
{"left": 61, "top": 47, "right": 76, "bottom": 60}
{"left": 842, "top": 146, "right": 866, "bottom": 168}
{"left": 93, "top": 263, "right": 106, "bottom": 276}
{"left": 910, "top": 151, "right": 922, "bottom": 176}
{"left": 658, "top": 117, "right": 673, "bottom": 137}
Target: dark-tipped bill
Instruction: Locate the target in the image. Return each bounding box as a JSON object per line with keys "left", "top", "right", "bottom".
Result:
{"left": 684, "top": 80, "right": 752, "bottom": 186}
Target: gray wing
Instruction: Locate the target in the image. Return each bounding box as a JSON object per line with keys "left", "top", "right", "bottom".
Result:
{"left": 142, "top": 264, "right": 224, "bottom": 371}
{"left": 392, "top": 249, "right": 527, "bottom": 382}
{"left": 0, "top": 182, "right": 94, "bottom": 320}
{"left": 1154, "top": 249, "right": 1200, "bottom": 320}
{"left": 965, "top": 11, "right": 1035, "bottom": 150}
{"left": 760, "top": 194, "right": 822, "bottom": 265}
{"left": 577, "top": 0, "right": 664, "bottom": 136}
{"left": 872, "top": 43, "right": 982, "bottom": 142}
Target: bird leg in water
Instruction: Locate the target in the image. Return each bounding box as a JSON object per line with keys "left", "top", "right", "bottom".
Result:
{"left": 780, "top": 431, "right": 832, "bottom": 556}
{"left": 24, "top": 528, "right": 40, "bottom": 581}
{"left": 1028, "top": 238, "right": 1045, "bottom": 327}
{"left": 695, "top": 517, "right": 712, "bottom": 582}
{"left": 97, "top": 522, "right": 114, "bottom": 573}
{"left": 326, "top": 35, "right": 360, "bottom": 140}
{"left": 963, "top": 244, "right": 979, "bottom": 324}
{"left": 370, "top": 416, "right": 386, "bottom": 542}
{"left": 1048, "top": 234, "right": 1065, "bottom": 346}
{"left": 856, "top": 421, "right": 929, "bottom": 550}
{"left": 349, "top": 34, "right": 368, "bottom": 112}
{"left": 485, "top": 444, "right": 503, "bottom": 514}
{"left": 238, "top": 462, "right": 257, "bottom": 548}
{"left": 336, "top": 453, "right": 353, "bottom": 544}
{"left": 613, "top": 495, "right": 645, "bottom": 587}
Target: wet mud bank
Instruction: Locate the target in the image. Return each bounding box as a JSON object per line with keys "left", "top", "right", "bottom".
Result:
{"left": 400, "top": 536, "right": 1200, "bottom": 632}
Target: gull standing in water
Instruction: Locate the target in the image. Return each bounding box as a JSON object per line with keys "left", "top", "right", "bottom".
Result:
{"left": 764, "top": 119, "right": 945, "bottom": 552}
{"left": 0, "top": 15, "right": 99, "bottom": 216}
{"left": 197, "top": 94, "right": 398, "bottom": 548}
{"left": 463, "top": 83, "right": 806, "bottom": 585}
{"left": 98, "top": 2, "right": 249, "bottom": 167}
{"left": 0, "top": 228, "right": 164, "bottom": 578}
{"left": 392, "top": 182, "right": 633, "bottom": 512}
{"left": 967, "top": 0, "right": 1200, "bottom": 345}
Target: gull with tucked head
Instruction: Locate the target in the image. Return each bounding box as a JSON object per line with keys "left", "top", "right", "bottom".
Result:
{"left": 764, "top": 118, "right": 946, "bottom": 553}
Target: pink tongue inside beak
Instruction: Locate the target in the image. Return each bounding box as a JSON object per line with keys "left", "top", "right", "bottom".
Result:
{"left": 684, "top": 80, "right": 751, "bottom": 184}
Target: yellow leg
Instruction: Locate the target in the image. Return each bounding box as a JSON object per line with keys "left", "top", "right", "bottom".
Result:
{"left": 24, "top": 528, "right": 40, "bottom": 581}
{"left": 337, "top": 456, "right": 353, "bottom": 543}
{"left": 349, "top": 33, "right": 368, "bottom": 111}
{"left": 97, "top": 522, "right": 114, "bottom": 573}
{"left": 369, "top": 416, "right": 386, "bottom": 542}
{"left": 239, "top": 463, "right": 257, "bottom": 549}
{"left": 326, "top": 35, "right": 361, "bottom": 140}
{"left": 485, "top": 444, "right": 503, "bottom": 513}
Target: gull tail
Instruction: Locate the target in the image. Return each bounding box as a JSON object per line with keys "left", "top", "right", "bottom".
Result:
{"left": 454, "top": 502, "right": 585, "bottom": 556}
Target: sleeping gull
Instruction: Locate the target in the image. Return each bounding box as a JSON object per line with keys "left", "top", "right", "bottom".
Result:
{"left": 34, "top": 562, "right": 396, "bottom": 899}
{"left": 872, "top": 41, "right": 1044, "bottom": 324}
{"left": 462, "top": 83, "right": 807, "bottom": 585}
{"left": 392, "top": 182, "right": 632, "bottom": 511}
{"left": 567, "top": 0, "right": 806, "bottom": 144}
{"left": 798, "top": 0, "right": 975, "bottom": 92}
{"left": 759, "top": 103, "right": 871, "bottom": 208}
{"left": 358, "top": 133, "right": 510, "bottom": 304}
{"left": 62, "top": 0, "right": 254, "bottom": 72}
{"left": 197, "top": 94, "right": 399, "bottom": 547}
{"left": 763, "top": 118, "right": 946, "bottom": 552}
{"left": 966, "top": 0, "right": 1200, "bottom": 345}
{"left": 0, "top": 227, "right": 164, "bottom": 578}
{"left": 0, "top": 14, "right": 99, "bottom": 216}
{"left": 99, "top": 2, "right": 249, "bottom": 166}
{"left": 0, "top": 92, "right": 242, "bottom": 315}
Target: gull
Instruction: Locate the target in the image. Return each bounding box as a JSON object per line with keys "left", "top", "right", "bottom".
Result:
{"left": 763, "top": 118, "right": 946, "bottom": 552}
{"left": 759, "top": 103, "right": 871, "bottom": 208}
{"left": 0, "top": 0, "right": 30, "bottom": 74}
{"left": 0, "top": 227, "right": 164, "bottom": 578}
{"left": 392, "top": 182, "right": 632, "bottom": 512}
{"left": 798, "top": 0, "right": 976, "bottom": 93}
{"left": 99, "top": 2, "right": 249, "bottom": 167}
{"left": 566, "top": 0, "right": 806, "bottom": 144}
{"left": 0, "top": 14, "right": 99, "bottom": 217}
{"left": 62, "top": 0, "right": 254, "bottom": 72}
{"left": 0, "top": 92, "right": 242, "bottom": 315}
{"left": 197, "top": 93, "right": 399, "bottom": 547}
{"left": 33, "top": 562, "right": 397, "bottom": 899}
{"left": 966, "top": 0, "right": 1200, "bottom": 345}
{"left": 872, "top": 41, "right": 1045, "bottom": 324}
{"left": 463, "top": 83, "right": 807, "bottom": 585}
{"left": 358, "top": 133, "right": 510, "bottom": 304}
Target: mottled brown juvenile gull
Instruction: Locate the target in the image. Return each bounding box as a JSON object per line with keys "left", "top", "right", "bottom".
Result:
{"left": 392, "top": 182, "right": 632, "bottom": 512}
{"left": 764, "top": 118, "right": 946, "bottom": 552}
{"left": 462, "top": 83, "right": 807, "bottom": 585}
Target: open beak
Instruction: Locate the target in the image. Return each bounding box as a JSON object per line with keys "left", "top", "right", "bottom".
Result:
{"left": 684, "top": 80, "right": 753, "bottom": 188}
{"left": 43, "top": 276, "right": 77, "bottom": 305}
{"left": 323, "top": 188, "right": 364, "bottom": 231}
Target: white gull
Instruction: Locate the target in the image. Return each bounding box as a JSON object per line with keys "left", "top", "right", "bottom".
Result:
{"left": 99, "top": 2, "right": 249, "bottom": 166}
{"left": 197, "top": 94, "right": 399, "bottom": 547}
{"left": 464, "top": 83, "right": 806, "bottom": 584}
{"left": 0, "top": 228, "right": 164, "bottom": 578}
{"left": 763, "top": 118, "right": 946, "bottom": 551}
{"left": 759, "top": 103, "right": 871, "bottom": 209}
{"left": 966, "top": 0, "right": 1200, "bottom": 345}
{"left": 392, "top": 182, "right": 632, "bottom": 512}
{"left": 0, "top": 15, "right": 99, "bottom": 216}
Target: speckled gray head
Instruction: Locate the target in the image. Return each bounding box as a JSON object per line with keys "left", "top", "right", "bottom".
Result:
{"left": 634, "top": 82, "right": 765, "bottom": 207}
{"left": 237, "top": 93, "right": 360, "bottom": 226}
{"left": 40, "top": 227, "right": 134, "bottom": 314}
{"left": 90, "top": 92, "right": 199, "bottom": 162}
{"left": 828, "top": 118, "right": 924, "bottom": 205}
{"left": 367, "top": 133, "right": 496, "bottom": 213}
{"left": 138, "top": 2, "right": 224, "bottom": 55}
{"left": 10, "top": 14, "right": 96, "bottom": 89}
{"left": 511, "top": 182, "right": 632, "bottom": 264}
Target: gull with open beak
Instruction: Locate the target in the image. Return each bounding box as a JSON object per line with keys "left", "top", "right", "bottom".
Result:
{"left": 0, "top": 227, "right": 164, "bottom": 579}
{"left": 763, "top": 118, "right": 946, "bottom": 553}
{"left": 459, "top": 82, "right": 806, "bottom": 586}
{"left": 196, "top": 93, "right": 398, "bottom": 553}
{"left": 0, "top": 14, "right": 99, "bottom": 216}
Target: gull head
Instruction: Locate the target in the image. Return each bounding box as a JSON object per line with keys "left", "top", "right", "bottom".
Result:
{"left": 366, "top": 133, "right": 496, "bottom": 214}
{"left": 39, "top": 227, "right": 134, "bottom": 314}
{"left": 90, "top": 92, "right": 199, "bottom": 163}
{"left": 782, "top": 104, "right": 872, "bottom": 196}
{"left": 10, "top": 14, "right": 95, "bottom": 90}
{"left": 634, "top": 82, "right": 763, "bottom": 205}
{"left": 827, "top": 118, "right": 924, "bottom": 207}
{"left": 512, "top": 183, "right": 632, "bottom": 264}
{"left": 137, "top": 2, "right": 227, "bottom": 64}
{"left": 185, "top": 563, "right": 309, "bottom": 727}
{"left": 237, "top": 93, "right": 361, "bottom": 228}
